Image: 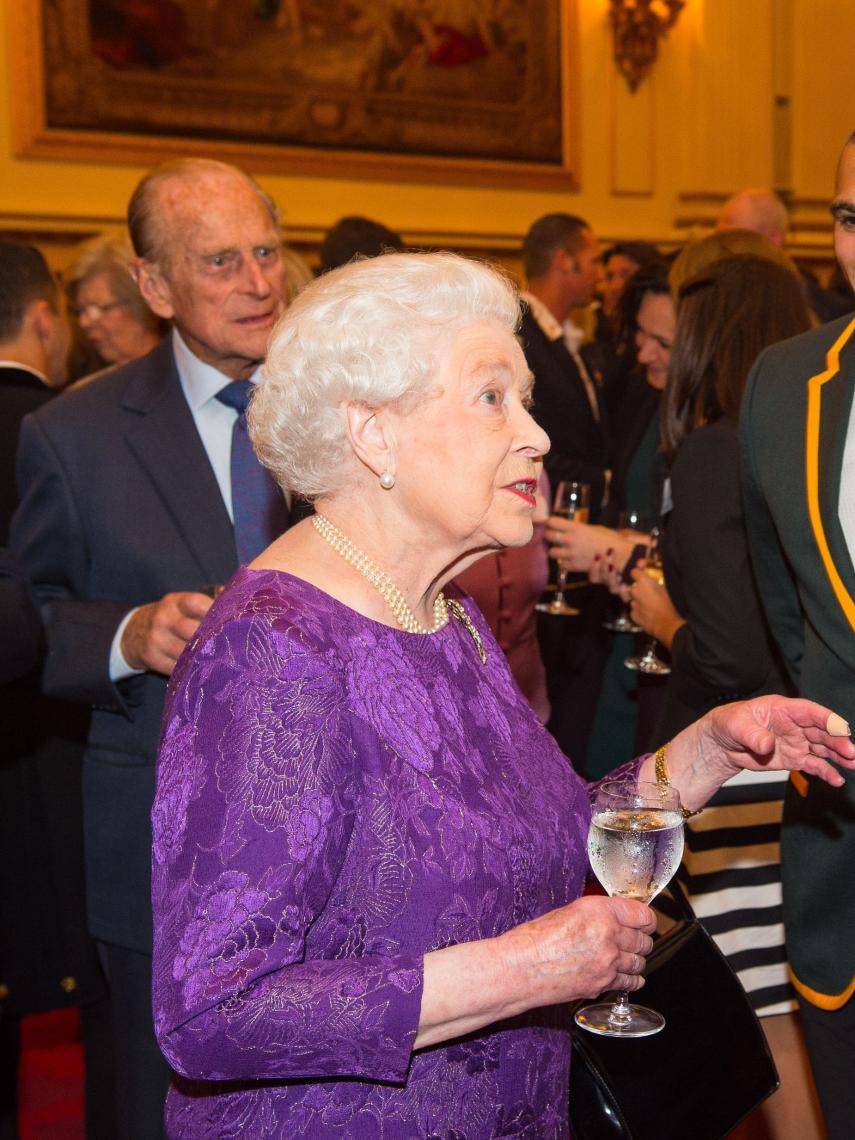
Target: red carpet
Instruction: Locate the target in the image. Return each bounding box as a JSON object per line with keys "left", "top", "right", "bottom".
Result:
{"left": 18, "top": 1010, "right": 84, "bottom": 1140}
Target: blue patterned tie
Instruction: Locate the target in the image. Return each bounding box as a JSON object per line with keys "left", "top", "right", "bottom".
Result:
{"left": 215, "top": 380, "right": 290, "bottom": 563}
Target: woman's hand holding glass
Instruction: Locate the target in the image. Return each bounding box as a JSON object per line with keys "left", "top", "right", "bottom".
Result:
{"left": 546, "top": 519, "right": 623, "bottom": 573}
{"left": 575, "top": 779, "right": 684, "bottom": 1038}
{"left": 628, "top": 563, "right": 685, "bottom": 649}
{"left": 415, "top": 890, "right": 655, "bottom": 1050}
{"left": 537, "top": 481, "right": 590, "bottom": 616}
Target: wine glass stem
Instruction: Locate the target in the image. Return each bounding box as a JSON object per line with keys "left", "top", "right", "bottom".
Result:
{"left": 554, "top": 568, "right": 568, "bottom": 607}
{"left": 608, "top": 990, "right": 632, "bottom": 1026}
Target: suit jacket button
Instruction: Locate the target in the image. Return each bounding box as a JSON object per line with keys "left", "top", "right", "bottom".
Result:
{"left": 60, "top": 976, "right": 77, "bottom": 993}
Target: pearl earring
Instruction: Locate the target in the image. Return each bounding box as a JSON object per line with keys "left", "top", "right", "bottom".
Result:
{"left": 379, "top": 471, "right": 395, "bottom": 489}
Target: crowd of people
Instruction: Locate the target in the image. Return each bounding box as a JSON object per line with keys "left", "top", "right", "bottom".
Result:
{"left": 0, "top": 135, "right": 854, "bottom": 1140}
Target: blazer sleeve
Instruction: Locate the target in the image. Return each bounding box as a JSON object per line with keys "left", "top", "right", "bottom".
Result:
{"left": 666, "top": 423, "right": 782, "bottom": 697}
{"left": 739, "top": 357, "right": 805, "bottom": 686}
{"left": 151, "top": 612, "right": 423, "bottom": 1084}
{"left": 11, "top": 413, "right": 135, "bottom": 712}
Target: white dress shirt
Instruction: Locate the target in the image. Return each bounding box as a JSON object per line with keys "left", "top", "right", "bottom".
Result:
{"left": 0, "top": 360, "right": 49, "bottom": 385}
{"left": 109, "top": 330, "right": 261, "bottom": 679}
{"left": 520, "top": 291, "right": 600, "bottom": 422}
{"left": 838, "top": 387, "right": 855, "bottom": 566}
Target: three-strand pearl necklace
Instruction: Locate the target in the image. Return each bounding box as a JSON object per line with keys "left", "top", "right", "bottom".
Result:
{"left": 313, "top": 514, "right": 448, "bottom": 635}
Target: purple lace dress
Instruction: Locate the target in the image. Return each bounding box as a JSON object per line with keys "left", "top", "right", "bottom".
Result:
{"left": 151, "top": 568, "right": 610, "bottom": 1138}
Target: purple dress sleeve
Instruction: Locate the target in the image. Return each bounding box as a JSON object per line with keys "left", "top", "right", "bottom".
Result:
{"left": 152, "top": 602, "right": 423, "bottom": 1084}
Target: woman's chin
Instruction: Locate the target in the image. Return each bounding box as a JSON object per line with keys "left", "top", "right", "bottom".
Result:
{"left": 491, "top": 519, "right": 535, "bottom": 549}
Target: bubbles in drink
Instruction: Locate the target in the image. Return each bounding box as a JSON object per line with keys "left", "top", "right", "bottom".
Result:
{"left": 588, "top": 809, "right": 684, "bottom": 902}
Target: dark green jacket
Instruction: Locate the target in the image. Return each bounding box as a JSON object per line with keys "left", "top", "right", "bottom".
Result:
{"left": 741, "top": 312, "right": 855, "bottom": 1009}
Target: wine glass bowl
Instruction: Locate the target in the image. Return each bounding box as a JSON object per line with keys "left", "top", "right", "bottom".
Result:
{"left": 574, "top": 779, "right": 684, "bottom": 1038}
{"left": 536, "top": 481, "right": 591, "bottom": 618}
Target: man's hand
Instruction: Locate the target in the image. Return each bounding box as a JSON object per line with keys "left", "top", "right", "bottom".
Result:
{"left": 120, "top": 591, "right": 213, "bottom": 676}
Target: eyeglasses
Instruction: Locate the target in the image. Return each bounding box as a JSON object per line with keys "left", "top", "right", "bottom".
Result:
{"left": 73, "top": 300, "right": 125, "bottom": 320}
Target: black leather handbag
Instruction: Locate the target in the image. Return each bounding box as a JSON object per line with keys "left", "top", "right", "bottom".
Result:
{"left": 568, "top": 878, "right": 779, "bottom": 1140}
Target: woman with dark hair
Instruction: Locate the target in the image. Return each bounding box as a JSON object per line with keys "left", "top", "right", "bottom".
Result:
{"left": 632, "top": 254, "right": 813, "bottom": 725}
{"left": 628, "top": 252, "right": 822, "bottom": 1138}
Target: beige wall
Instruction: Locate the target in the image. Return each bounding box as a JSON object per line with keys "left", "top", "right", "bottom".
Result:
{"left": 1, "top": 1, "right": 851, "bottom": 274}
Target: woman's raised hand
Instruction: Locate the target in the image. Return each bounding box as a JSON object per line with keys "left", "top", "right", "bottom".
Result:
{"left": 646, "top": 694, "right": 855, "bottom": 816}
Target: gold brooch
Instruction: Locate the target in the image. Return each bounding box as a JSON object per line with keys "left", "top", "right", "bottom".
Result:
{"left": 446, "top": 598, "right": 487, "bottom": 665}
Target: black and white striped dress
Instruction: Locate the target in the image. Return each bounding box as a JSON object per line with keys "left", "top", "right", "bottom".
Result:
{"left": 678, "top": 769, "right": 794, "bottom": 1015}
{"left": 657, "top": 420, "right": 795, "bottom": 1018}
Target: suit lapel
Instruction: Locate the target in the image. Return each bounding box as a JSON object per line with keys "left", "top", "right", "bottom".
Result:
{"left": 805, "top": 316, "right": 855, "bottom": 630}
{"left": 121, "top": 341, "right": 238, "bottom": 584}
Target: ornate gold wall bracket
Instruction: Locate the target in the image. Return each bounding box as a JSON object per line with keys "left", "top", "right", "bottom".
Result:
{"left": 609, "top": 0, "right": 686, "bottom": 92}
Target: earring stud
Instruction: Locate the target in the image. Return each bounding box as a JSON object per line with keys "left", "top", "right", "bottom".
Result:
{"left": 379, "top": 471, "right": 395, "bottom": 489}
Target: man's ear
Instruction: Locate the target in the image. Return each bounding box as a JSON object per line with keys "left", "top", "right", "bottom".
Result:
{"left": 344, "top": 401, "right": 396, "bottom": 483}
{"left": 29, "top": 300, "right": 68, "bottom": 387}
{"left": 130, "top": 258, "right": 175, "bottom": 320}
{"left": 554, "top": 247, "right": 578, "bottom": 276}
{"left": 30, "top": 298, "right": 57, "bottom": 343}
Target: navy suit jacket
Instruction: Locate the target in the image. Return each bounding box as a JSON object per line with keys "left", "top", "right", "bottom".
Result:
{"left": 11, "top": 339, "right": 239, "bottom": 952}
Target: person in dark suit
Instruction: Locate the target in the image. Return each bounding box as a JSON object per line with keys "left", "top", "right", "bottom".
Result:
{"left": 0, "top": 243, "right": 114, "bottom": 1139}
{"left": 0, "top": 549, "right": 40, "bottom": 686}
{"left": 739, "top": 131, "right": 855, "bottom": 1140}
{"left": 518, "top": 214, "right": 610, "bottom": 766}
{"left": 519, "top": 213, "right": 609, "bottom": 509}
{"left": 10, "top": 159, "right": 291, "bottom": 1138}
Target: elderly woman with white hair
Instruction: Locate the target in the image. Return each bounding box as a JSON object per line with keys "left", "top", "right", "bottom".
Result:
{"left": 150, "top": 252, "right": 855, "bottom": 1137}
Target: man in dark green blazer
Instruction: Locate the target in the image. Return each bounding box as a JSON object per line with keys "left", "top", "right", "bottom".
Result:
{"left": 741, "top": 129, "right": 855, "bottom": 1140}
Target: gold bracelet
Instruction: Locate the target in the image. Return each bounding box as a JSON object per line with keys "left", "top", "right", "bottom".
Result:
{"left": 654, "top": 744, "right": 704, "bottom": 819}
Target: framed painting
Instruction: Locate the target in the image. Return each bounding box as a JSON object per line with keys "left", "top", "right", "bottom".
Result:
{"left": 9, "top": 0, "right": 578, "bottom": 189}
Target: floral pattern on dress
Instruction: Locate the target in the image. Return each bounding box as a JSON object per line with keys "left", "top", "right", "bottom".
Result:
{"left": 151, "top": 570, "right": 625, "bottom": 1138}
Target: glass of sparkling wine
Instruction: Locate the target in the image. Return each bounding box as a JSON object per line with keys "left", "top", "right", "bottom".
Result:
{"left": 603, "top": 509, "right": 650, "bottom": 633}
{"left": 575, "top": 778, "right": 684, "bottom": 1038}
{"left": 536, "top": 481, "right": 591, "bottom": 618}
{"left": 624, "top": 527, "right": 671, "bottom": 675}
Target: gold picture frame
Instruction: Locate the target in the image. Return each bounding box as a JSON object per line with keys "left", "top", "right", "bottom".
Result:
{"left": 9, "top": 0, "right": 578, "bottom": 190}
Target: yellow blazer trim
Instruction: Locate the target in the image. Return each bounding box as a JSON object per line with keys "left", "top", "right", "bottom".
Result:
{"left": 805, "top": 316, "right": 855, "bottom": 630}
{"left": 789, "top": 965, "right": 855, "bottom": 1011}
{"left": 789, "top": 771, "right": 809, "bottom": 797}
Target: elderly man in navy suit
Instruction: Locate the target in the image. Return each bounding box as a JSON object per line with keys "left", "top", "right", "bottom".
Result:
{"left": 11, "top": 158, "right": 291, "bottom": 1138}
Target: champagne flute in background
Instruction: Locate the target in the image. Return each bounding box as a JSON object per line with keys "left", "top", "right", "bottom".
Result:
{"left": 575, "top": 779, "right": 684, "bottom": 1038}
{"left": 536, "top": 481, "right": 591, "bottom": 617}
{"left": 624, "top": 527, "right": 671, "bottom": 674}
{"left": 603, "top": 509, "right": 650, "bottom": 633}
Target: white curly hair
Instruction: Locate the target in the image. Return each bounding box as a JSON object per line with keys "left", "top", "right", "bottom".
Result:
{"left": 248, "top": 250, "right": 521, "bottom": 500}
